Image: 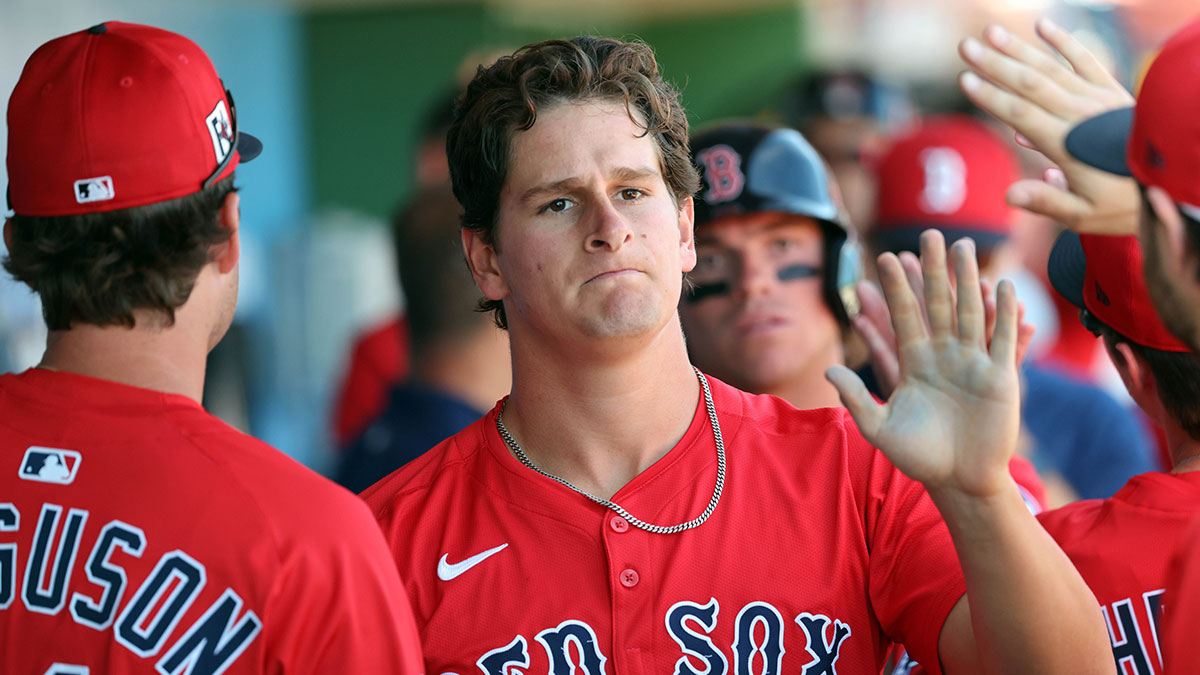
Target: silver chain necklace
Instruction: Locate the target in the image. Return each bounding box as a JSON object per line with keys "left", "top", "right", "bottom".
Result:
{"left": 496, "top": 367, "right": 726, "bottom": 535}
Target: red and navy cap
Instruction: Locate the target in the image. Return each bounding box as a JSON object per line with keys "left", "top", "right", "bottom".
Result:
{"left": 1064, "top": 18, "right": 1200, "bottom": 221}
{"left": 872, "top": 114, "right": 1018, "bottom": 253}
{"left": 1048, "top": 229, "right": 1190, "bottom": 352}
{"left": 6, "top": 21, "right": 262, "bottom": 217}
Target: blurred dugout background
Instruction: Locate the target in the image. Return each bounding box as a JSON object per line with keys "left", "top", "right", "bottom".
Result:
{"left": 0, "top": 0, "right": 1193, "bottom": 474}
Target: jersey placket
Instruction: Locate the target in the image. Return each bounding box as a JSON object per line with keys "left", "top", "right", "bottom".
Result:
{"left": 603, "top": 511, "right": 655, "bottom": 674}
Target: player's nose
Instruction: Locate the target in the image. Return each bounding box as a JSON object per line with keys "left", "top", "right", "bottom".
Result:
{"left": 585, "top": 199, "right": 634, "bottom": 253}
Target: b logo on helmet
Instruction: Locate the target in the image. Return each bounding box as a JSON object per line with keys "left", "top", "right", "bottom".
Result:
{"left": 697, "top": 145, "right": 745, "bottom": 204}
{"left": 918, "top": 147, "right": 966, "bottom": 214}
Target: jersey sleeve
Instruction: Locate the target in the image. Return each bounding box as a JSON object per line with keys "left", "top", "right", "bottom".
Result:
{"left": 846, "top": 412, "right": 966, "bottom": 675}
{"left": 258, "top": 494, "right": 424, "bottom": 674}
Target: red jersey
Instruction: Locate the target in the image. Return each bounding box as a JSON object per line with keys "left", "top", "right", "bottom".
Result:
{"left": 1161, "top": 513, "right": 1200, "bottom": 674}
{"left": 1037, "top": 471, "right": 1200, "bottom": 675}
{"left": 364, "top": 375, "right": 966, "bottom": 674}
{"left": 0, "top": 369, "right": 424, "bottom": 674}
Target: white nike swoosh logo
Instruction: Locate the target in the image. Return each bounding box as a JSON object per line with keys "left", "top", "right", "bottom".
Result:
{"left": 437, "top": 543, "right": 509, "bottom": 581}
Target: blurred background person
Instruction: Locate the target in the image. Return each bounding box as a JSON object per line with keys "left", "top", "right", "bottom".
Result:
{"left": 861, "top": 114, "right": 1157, "bottom": 504}
{"left": 680, "top": 120, "right": 1049, "bottom": 514}
{"left": 329, "top": 90, "right": 458, "bottom": 450}
{"left": 782, "top": 69, "right": 913, "bottom": 239}
{"left": 680, "top": 122, "right": 859, "bottom": 411}
{"left": 336, "top": 184, "right": 511, "bottom": 493}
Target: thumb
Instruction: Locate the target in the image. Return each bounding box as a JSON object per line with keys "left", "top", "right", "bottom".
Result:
{"left": 1005, "top": 179, "right": 1092, "bottom": 226}
{"left": 825, "top": 365, "right": 886, "bottom": 438}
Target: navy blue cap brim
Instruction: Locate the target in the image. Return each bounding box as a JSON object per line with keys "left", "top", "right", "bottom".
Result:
{"left": 237, "top": 132, "right": 263, "bottom": 163}
{"left": 1064, "top": 107, "right": 1133, "bottom": 177}
{"left": 1047, "top": 229, "right": 1086, "bottom": 310}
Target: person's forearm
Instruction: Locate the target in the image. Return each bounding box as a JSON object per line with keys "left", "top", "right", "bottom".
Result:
{"left": 929, "top": 481, "right": 1114, "bottom": 675}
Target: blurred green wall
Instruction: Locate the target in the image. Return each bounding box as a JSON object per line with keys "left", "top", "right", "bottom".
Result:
{"left": 304, "top": 2, "right": 806, "bottom": 219}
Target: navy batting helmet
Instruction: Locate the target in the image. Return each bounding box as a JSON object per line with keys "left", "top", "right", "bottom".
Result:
{"left": 687, "top": 122, "right": 861, "bottom": 324}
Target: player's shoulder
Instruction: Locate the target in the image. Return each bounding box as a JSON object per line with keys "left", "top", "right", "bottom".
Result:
{"left": 172, "top": 409, "right": 382, "bottom": 544}
{"left": 710, "top": 374, "right": 856, "bottom": 434}
{"left": 1037, "top": 496, "right": 1107, "bottom": 539}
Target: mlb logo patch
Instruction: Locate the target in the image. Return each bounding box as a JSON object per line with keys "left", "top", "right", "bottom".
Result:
{"left": 19, "top": 447, "right": 81, "bottom": 485}
{"left": 73, "top": 176, "right": 115, "bottom": 204}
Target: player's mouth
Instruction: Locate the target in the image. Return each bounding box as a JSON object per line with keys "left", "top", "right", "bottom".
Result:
{"left": 585, "top": 268, "right": 642, "bottom": 284}
{"left": 735, "top": 313, "right": 789, "bottom": 336}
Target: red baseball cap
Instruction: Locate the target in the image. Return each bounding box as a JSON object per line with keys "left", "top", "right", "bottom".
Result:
{"left": 1065, "top": 18, "right": 1200, "bottom": 220}
{"left": 872, "top": 114, "right": 1019, "bottom": 253}
{"left": 1048, "top": 229, "right": 1190, "bottom": 352}
{"left": 6, "top": 21, "right": 261, "bottom": 217}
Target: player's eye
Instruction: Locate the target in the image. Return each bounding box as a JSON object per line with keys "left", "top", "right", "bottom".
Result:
{"left": 692, "top": 250, "right": 730, "bottom": 279}
{"left": 617, "top": 188, "right": 645, "bottom": 201}
{"left": 540, "top": 198, "right": 575, "bottom": 214}
{"left": 770, "top": 237, "right": 798, "bottom": 253}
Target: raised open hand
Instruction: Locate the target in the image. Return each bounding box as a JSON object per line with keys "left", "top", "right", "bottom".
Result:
{"left": 958, "top": 20, "right": 1139, "bottom": 235}
{"left": 854, "top": 254, "right": 1035, "bottom": 399}
{"left": 827, "top": 230, "right": 1021, "bottom": 497}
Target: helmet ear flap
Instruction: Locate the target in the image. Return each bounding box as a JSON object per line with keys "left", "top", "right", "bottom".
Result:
{"left": 822, "top": 225, "right": 863, "bottom": 326}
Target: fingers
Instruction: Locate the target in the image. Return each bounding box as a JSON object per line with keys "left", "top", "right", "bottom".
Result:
{"left": 951, "top": 239, "right": 986, "bottom": 348}
{"left": 825, "top": 365, "right": 886, "bottom": 439}
{"left": 855, "top": 279, "right": 895, "bottom": 344}
{"left": 1042, "top": 167, "right": 1068, "bottom": 191}
{"left": 1005, "top": 178, "right": 1093, "bottom": 221}
{"left": 981, "top": 277, "right": 997, "bottom": 346}
{"left": 918, "top": 231, "right": 954, "bottom": 340}
{"left": 982, "top": 24, "right": 1089, "bottom": 97}
{"left": 877, "top": 252, "right": 929, "bottom": 346}
{"left": 852, "top": 280, "right": 900, "bottom": 398}
{"left": 852, "top": 313, "right": 900, "bottom": 399}
{"left": 958, "top": 72, "right": 1069, "bottom": 154}
{"left": 1016, "top": 322, "right": 1036, "bottom": 367}
{"left": 1035, "top": 18, "right": 1122, "bottom": 89}
{"left": 960, "top": 33, "right": 1085, "bottom": 120}
{"left": 990, "top": 279, "right": 1020, "bottom": 368}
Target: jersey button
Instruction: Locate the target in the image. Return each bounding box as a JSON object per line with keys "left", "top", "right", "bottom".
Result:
{"left": 619, "top": 568, "right": 639, "bottom": 588}
{"left": 610, "top": 515, "right": 630, "bottom": 533}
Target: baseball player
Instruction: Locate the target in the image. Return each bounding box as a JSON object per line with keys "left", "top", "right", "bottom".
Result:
{"left": 0, "top": 22, "right": 422, "bottom": 673}
{"left": 363, "top": 36, "right": 1111, "bottom": 673}
{"left": 958, "top": 19, "right": 1200, "bottom": 672}
{"left": 1036, "top": 229, "right": 1200, "bottom": 674}
{"left": 956, "top": 17, "right": 1200, "bottom": 353}
{"left": 678, "top": 120, "right": 1047, "bottom": 511}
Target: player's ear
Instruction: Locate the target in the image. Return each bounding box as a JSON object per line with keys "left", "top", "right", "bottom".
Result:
{"left": 212, "top": 191, "right": 240, "bottom": 275}
{"left": 678, "top": 194, "right": 696, "bottom": 273}
{"left": 1147, "top": 187, "right": 1193, "bottom": 276}
{"left": 1110, "top": 341, "right": 1148, "bottom": 401}
{"left": 462, "top": 227, "right": 508, "bottom": 301}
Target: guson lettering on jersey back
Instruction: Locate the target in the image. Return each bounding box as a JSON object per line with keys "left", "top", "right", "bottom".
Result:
{"left": 1, "top": 502, "right": 262, "bottom": 675}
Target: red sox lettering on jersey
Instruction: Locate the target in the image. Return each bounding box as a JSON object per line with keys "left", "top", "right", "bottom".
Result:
{"left": 367, "top": 376, "right": 967, "bottom": 674}
{"left": 466, "top": 602, "right": 851, "bottom": 675}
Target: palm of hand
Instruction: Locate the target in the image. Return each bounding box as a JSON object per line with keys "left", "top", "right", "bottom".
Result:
{"left": 829, "top": 232, "right": 1022, "bottom": 497}
{"left": 868, "top": 338, "right": 1020, "bottom": 496}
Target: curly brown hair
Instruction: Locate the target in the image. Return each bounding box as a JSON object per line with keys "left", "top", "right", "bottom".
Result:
{"left": 447, "top": 35, "right": 700, "bottom": 329}
{"left": 4, "top": 176, "right": 236, "bottom": 330}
